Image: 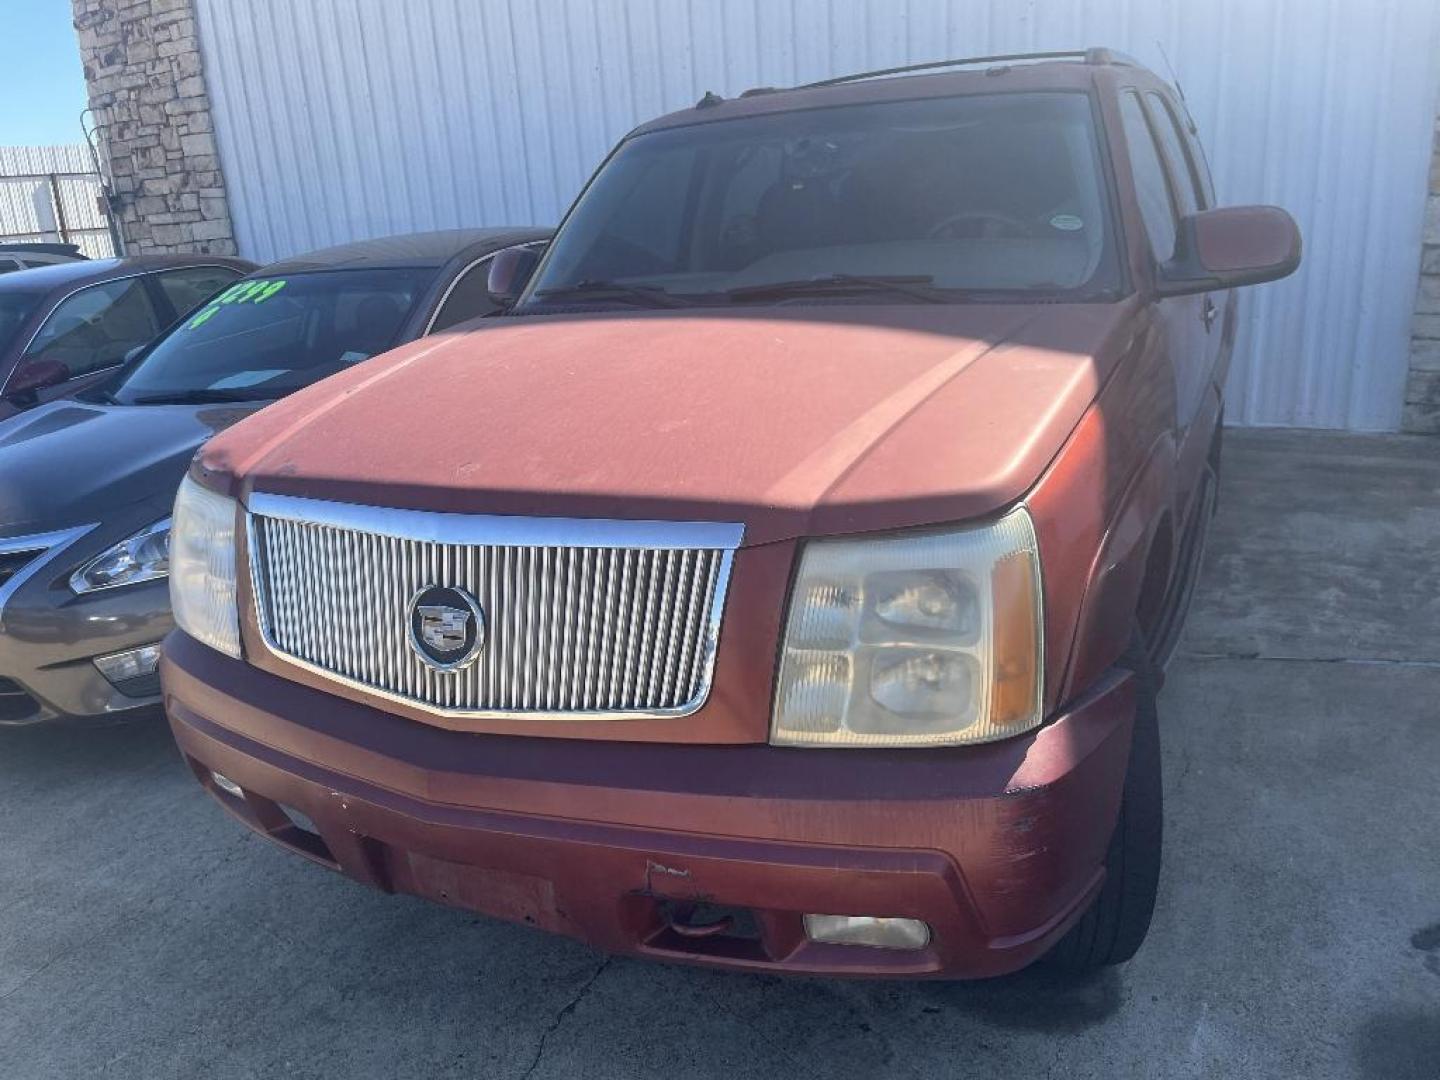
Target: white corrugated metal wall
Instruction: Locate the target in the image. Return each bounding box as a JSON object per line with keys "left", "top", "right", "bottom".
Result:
{"left": 0, "top": 145, "right": 115, "bottom": 258}
{"left": 194, "top": 0, "right": 1440, "bottom": 430}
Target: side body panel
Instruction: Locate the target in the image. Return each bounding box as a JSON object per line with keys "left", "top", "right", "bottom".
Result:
{"left": 1034, "top": 69, "right": 1231, "bottom": 705}
{"left": 1028, "top": 304, "right": 1176, "bottom": 709}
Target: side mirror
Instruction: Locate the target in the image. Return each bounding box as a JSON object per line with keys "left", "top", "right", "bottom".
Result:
{"left": 486, "top": 246, "right": 542, "bottom": 309}
{"left": 1157, "top": 205, "right": 1302, "bottom": 297}
{"left": 4, "top": 357, "right": 70, "bottom": 400}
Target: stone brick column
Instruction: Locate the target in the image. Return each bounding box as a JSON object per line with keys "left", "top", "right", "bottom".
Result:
{"left": 71, "top": 0, "right": 238, "bottom": 256}
{"left": 1405, "top": 117, "right": 1440, "bottom": 434}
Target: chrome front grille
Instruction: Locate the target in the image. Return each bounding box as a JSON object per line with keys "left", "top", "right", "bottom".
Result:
{"left": 0, "top": 525, "right": 95, "bottom": 615}
{"left": 0, "top": 549, "right": 42, "bottom": 589}
{"left": 246, "top": 494, "right": 743, "bottom": 720}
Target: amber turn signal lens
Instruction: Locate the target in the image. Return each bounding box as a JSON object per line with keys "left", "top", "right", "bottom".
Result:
{"left": 989, "top": 552, "right": 1041, "bottom": 728}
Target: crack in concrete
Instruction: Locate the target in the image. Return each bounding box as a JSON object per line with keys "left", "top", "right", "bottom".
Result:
{"left": 1180, "top": 650, "right": 1440, "bottom": 669}
{"left": 518, "top": 956, "right": 611, "bottom": 1080}
{"left": 0, "top": 824, "right": 255, "bottom": 1006}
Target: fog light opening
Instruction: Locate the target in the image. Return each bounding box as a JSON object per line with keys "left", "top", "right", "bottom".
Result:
{"left": 210, "top": 771, "right": 244, "bottom": 799}
{"left": 92, "top": 643, "right": 162, "bottom": 687}
{"left": 804, "top": 914, "right": 931, "bottom": 951}
{"left": 280, "top": 803, "right": 320, "bottom": 838}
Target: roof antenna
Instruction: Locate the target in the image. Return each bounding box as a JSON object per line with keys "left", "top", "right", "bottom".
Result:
{"left": 1155, "top": 41, "right": 1198, "bottom": 134}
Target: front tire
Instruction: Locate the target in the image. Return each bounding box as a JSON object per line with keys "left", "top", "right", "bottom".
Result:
{"left": 1046, "top": 635, "right": 1162, "bottom": 971}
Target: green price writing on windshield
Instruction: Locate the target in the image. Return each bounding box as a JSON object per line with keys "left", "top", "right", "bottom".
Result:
{"left": 187, "top": 278, "right": 289, "bottom": 330}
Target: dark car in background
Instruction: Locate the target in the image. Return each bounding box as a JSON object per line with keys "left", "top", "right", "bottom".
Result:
{"left": 0, "top": 254, "right": 255, "bottom": 422}
{"left": 0, "top": 227, "right": 547, "bottom": 727}
{"left": 0, "top": 242, "right": 89, "bottom": 275}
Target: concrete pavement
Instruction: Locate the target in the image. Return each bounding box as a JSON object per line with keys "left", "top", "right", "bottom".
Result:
{"left": 1, "top": 428, "right": 1437, "bottom": 1079}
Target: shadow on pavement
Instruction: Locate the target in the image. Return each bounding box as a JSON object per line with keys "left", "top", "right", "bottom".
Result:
{"left": 0, "top": 708, "right": 175, "bottom": 788}
{"left": 908, "top": 963, "right": 1123, "bottom": 1032}
{"left": 1354, "top": 1009, "right": 1440, "bottom": 1080}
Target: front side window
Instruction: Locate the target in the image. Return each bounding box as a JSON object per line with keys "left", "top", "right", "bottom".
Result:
{"left": 110, "top": 268, "right": 428, "bottom": 405}
{"left": 154, "top": 266, "right": 245, "bottom": 320}
{"left": 1146, "top": 93, "right": 1203, "bottom": 217}
{"left": 429, "top": 256, "right": 499, "bottom": 332}
{"left": 523, "top": 91, "right": 1120, "bottom": 309}
{"left": 24, "top": 277, "right": 161, "bottom": 377}
{"left": 1119, "top": 91, "right": 1178, "bottom": 263}
{"left": 1154, "top": 93, "right": 1216, "bottom": 208}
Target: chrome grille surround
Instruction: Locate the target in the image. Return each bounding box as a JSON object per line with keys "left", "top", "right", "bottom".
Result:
{"left": 0, "top": 525, "right": 95, "bottom": 627}
{"left": 245, "top": 493, "right": 743, "bottom": 721}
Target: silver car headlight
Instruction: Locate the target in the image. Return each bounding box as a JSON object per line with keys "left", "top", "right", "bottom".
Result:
{"left": 70, "top": 518, "right": 171, "bottom": 594}
{"left": 169, "top": 475, "right": 241, "bottom": 658}
{"left": 771, "top": 508, "right": 1043, "bottom": 748}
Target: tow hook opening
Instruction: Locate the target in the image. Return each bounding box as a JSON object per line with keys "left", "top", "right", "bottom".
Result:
{"left": 659, "top": 900, "right": 762, "bottom": 942}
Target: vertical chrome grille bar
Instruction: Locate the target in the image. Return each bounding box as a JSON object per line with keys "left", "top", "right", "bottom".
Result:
{"left": 657, "top": 550, "right": 693, "bottom": 706}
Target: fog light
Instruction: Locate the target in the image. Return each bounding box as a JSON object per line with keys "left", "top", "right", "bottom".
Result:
{"left": 92, "top": 643, "right": 162, "bottom": 686}
{"left": 211, "top": 771, "right": 243, "bottom": 798}
{"left": 803, "top": 914, "right": 931, "bottom": 950}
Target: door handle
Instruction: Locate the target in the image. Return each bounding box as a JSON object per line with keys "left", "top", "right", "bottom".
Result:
{"left": 1201, "top": 297, "right": 1218, "bottom": 331}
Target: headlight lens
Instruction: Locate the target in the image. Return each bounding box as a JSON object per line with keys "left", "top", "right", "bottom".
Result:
{"left": 70, "top": 518, "right": 171, "bottom": 593}
{"left": 169, "top": 475, "right": 241, "bottom": 658}
{"left": 771, "top": 508, "right": 1043, "bottom": 747}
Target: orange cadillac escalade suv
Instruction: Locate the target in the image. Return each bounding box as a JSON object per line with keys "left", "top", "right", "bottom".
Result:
{"left": 162, "top": 49, "right": 1299, "bottom": 978}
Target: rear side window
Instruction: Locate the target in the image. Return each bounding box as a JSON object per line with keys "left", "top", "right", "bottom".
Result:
{"left": 154, "top": 266, "right": 244, "bottom": 319}
{"left": 0, "top": 291, "right": 43, "bottom": 350}
{"left": 1119, "top": 92, "right": 1178, "bottom": 262}
{"left": 24, "top": 277, "right": 161, "bottom": 376}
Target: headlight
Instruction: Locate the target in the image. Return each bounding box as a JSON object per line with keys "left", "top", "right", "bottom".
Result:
{"left": 771, "top": 508, "right": 1043, "bottom": 748}
{"left": 70, "top": 518, "right": 171, "bottom": 593}
{"left": 169, "top": 475, "right": 241, "bottom": 658}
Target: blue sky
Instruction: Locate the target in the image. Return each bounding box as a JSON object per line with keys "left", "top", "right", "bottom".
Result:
{"left": 2, "top": 0, "right": 91, "bottom": 147}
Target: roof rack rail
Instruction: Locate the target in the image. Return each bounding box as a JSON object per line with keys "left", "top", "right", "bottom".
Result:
{"left": 799, "top": 47, "right": 1136, "bottom": 90}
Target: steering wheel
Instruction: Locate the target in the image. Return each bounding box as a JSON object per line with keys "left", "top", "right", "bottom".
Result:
{"left": 928, "top": 211, "right": 1034, "bottom": 240}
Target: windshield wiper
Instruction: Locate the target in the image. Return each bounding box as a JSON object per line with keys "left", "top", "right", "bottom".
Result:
{"left": 725, "top": 274, "right": 948, "bottom": 304}
{"left": 125, "top": 387, "right": 275, "bottom": 406}
{"left": 533, "top": 280, "right": 690, "bottom": 308}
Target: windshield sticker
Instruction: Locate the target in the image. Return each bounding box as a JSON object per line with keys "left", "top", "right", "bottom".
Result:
{"left": 208, "top": 369, "right": 287, "bottom": 389}
{"left": 1049, "top": 214, "right": 1084, "bottom": 232}
{"left": 186, "top": 278, "right": 289, "bottom": 330}
{"left": 339, "top": 350, "right": 371, "bottom": 365}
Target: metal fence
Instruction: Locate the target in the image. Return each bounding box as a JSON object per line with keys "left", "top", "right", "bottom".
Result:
{"left": 197, "top": 0, "right": 1440, "bottom": 431}
{"left": 0, "top": 145, "right": 115, "bottom": 258}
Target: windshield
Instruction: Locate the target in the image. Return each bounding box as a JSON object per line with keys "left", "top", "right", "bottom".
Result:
{"left": 521, "top": 91, "right": 1118, "bottom": 310}
{"left": 110, "top": 268, "right": 428, "bottom": 405}
{"left": 0, "top": 291, "right": 44, "bottom": 353}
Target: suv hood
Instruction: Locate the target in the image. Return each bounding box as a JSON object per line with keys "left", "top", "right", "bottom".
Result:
{"left": 0, "top": 400, "right": 260, "bottom": 535}
{"left": 203, "top": 303, "right": 1137, "bottom": 545}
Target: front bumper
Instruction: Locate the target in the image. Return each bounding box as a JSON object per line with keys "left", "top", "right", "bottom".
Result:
{"left": 163, "top": 631, "right": 1136, "bottom": 979}
{"left": 0, "top": 570, "right": 170, "bottom": 725}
